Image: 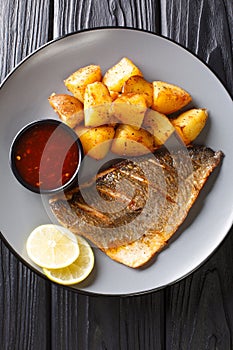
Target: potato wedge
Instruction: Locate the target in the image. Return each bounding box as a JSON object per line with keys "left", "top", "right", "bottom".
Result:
{"left": 84, "top": 82, "right": 115, "bottom": 127}
{"left": 143, "top": 109, "right": 175, "bottom": 146}
{"left": 75, "top": 124, "right": 115, "bottom": 160}
{"left": 171, "top": 108, "right": 208, "bottom": 145}
{"left": 152, "top": 81, "right": 192, "bottom": 114}
{"left": 111, "top": 124, "right": 155, "bottom": 156}
{"left": 64, "top": 65, "right": 102, "bottom": 103}
{"left": 109, "top": 91, "right": 120, "bottom": 101}
{"left": 102, "top": 57, "right": 143, "bottom": 92}
{"left": 48, "top": 93, "right": 84, "bottom": 128}
{"left": 122, "top": 75, "right": 153, "bottom": 107}
{"left": 112, "top": 93, "right": 147, "bottom": 130}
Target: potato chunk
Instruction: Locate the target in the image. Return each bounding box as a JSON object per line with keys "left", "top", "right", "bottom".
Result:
{"left": 111, "top": 124, "right": 155, "bottom": 156}
{"left": 75, "top": 124, "right": 115, "bottom": 160}
{"left": 152, "top": 81, "right": 192, "bottom": 114}
{"left": 84, "top": 82, "right": 114, "bottom": 127}
{"left": 64, "top": 65, "right": 102, "bottom": 103}
{"left": 109, "top": 91, "right": 120, "bottom": 101}
{"left": 122, "top": 75, "right": 153, "bottom": 107}
{"left": 102, "top": 57, "right": 143, "bottom": 92}
{"left": 48, "top": 93, "right": 84, "bottom": 128}
{"left": 143, "top": 109, "right": 175, "bottom": 146}
{"left": 112, "top": 93, "right": 147, "bottom": 130}
{"left": 171, "top": 108, "right": 208, "bottom": 145}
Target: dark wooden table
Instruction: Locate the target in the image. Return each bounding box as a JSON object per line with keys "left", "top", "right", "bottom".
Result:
{"left": 1, "top": 1, "right": 233, "bottom": 349}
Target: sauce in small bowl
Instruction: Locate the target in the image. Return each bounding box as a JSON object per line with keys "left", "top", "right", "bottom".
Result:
{"left": 10, "top": 119, "right": 83, "bottom": 194}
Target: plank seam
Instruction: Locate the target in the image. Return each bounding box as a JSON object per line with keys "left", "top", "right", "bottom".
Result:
{"left": 48, "top": 0, "right": 54, "bottom": 41}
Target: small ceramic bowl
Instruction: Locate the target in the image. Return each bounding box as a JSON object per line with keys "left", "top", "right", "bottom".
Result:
{"left": 9, "top": 119, "right": 83, "bottom": 194}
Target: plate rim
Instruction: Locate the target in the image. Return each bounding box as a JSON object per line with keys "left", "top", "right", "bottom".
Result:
{"left": 1, "top": 26, "right": 233, "bottom": 297}
{"left": 1, "top": 26, "right": 233, "bottom": 100}
{"left": 0, "top": 226, "right": 231, "bottom": 297}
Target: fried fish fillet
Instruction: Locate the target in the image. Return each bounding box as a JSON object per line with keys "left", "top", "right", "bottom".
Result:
{"left": 49, "top": 146, "right": 223, "bottom": 268}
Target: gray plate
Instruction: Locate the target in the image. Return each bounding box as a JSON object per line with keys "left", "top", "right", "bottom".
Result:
{"left": 1, "top": 28, "right": 233, "bottom": 296}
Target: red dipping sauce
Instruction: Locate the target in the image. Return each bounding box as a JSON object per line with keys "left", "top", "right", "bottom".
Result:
{"left": 10, "top": 120, "right": 82, "bottom": 193}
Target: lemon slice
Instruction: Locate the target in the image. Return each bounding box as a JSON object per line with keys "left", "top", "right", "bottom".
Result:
{"left": 26, "top": 224, "right": 79, "bottom": 269}
{"left": 43, "top": 235, "right": 94, "bottom": 285}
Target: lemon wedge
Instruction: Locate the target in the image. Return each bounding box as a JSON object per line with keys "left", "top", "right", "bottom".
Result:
{"left": 43, "top": 235, "right": 94, "bottom": 285}
{"left": 26, "top": 224, "right": 79, "bottom": 269}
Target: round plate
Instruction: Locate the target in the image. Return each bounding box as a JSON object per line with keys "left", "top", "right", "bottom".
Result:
{"left": 0, "top": 28, "right": 233, "bottom": 296}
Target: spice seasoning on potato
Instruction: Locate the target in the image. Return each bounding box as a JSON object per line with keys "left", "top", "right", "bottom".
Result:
{"left": 112, "top": 93, "right": 147, "bottom": 130}
{"left": 122, "top": 75, "right": 153, "bottom": 107}
{"left": 48, "top": 93, "right": 84, "bottom": 128}
{"left": 64, "top": 65, "right": 102, "bottom": 103}
{"left": 75, "top": 124, "right": 115, "bottom": 160}
{"left": 102, "top": 57, "right": 143, "bottom": 92}
{"left": 143, "top": 109, "right": 175, "bottom": 146}
{"left": 111, "top": 124, "right": 155, "bottom": 156}
{"left": 171, "top": 108, "right": 208, "bottom": 145}
{"left": 48, "top": 57, "right": 208, "bottom": 160}
{"left": 152, "top": 81, "right": 192, "bottom": 114}
{"left": 84, "top": 81, "right": 114, "bottom": 127}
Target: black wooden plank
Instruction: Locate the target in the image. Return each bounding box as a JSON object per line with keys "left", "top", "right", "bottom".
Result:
{"left": 0, "top": 0, "right": 52, "bottom": 79}
{"left": 51, "top": 288, "right": 122, "bottom": 350}
{"left": 51, "top": 1, "right": 165, "bottom": 349}
{"left": 0, "top": 240, "right": 51, "bottom": 350}
{"left": 119, "top": 293, "right": 165, "bottom": 349}
{"left": 165, "top": 230, "right": 233, "bottom": 350}
{"left": 53, "top": 0, "right": 161, "bottom": 38}
{"left": 51, "top": 288, "right": 165, "bottom": 350}
{"left": 161, "top": 0, "right": 233, "bottom": 348}
{"left": 0, "top": 0, "right": 52, "bottom": 349}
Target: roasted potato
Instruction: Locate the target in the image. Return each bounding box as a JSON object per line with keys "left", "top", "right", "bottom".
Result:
{"left": 109, "top": 91, "right": 120, "bottom": 101}
{"left": 75, "top": 124, "right": 115, "bottom": 160}
{"left": 64, "top": 65, "right": 102, "bottom": 103}
{"left": 112, "top": 93, "right": 147, "bottom": 130}
{"left": 102, "top": 57, "right": 143, "bottom": 92}
{"left": 48, "top": 93, "right": 84, "bottom": 128}
{"left": 152, "top": 81, "right": 192, "bottom": 114}
{"left": 143, "top": 109, "right": 175, "bottom": 146}
{"left": 111, "top": 124, "right": 155, "bottom": 156}
{"left": 171, "top": 108, "right": 208, "bottom": 145}
{"left": 84, "top": 82, "right": 114, "bottom": 127}
{"left": 49, "top": 57, "right": 209, "bottom": 159}
{"left": 122, "top": 75, "right": 153, "bottom": 107}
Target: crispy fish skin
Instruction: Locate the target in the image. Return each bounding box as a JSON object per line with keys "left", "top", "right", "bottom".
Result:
{"left": 49, "top": 146, "right": 223, "bottom": 268}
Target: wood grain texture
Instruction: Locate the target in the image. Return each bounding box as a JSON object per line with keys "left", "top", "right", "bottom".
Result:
{"left": 50, "top": 287, "right": 92, "bottom": 349}
{"left": 50, "top": 287, "right": 165, "bottom": 350}
{"left": 166, "top": 230, "right": 233, "bottom": 350}
{"left": 161, "top": 0, "right": 233, "bottom": 348}
{"left": 0, "top": 240, "right": 51, "bottom": 350}
{"left": 53, "top": 0, "right": 161, "bottom": 37}
{"left": 0, "top": 0, "right": 51, "bottom": 80}
{"left": 0, "top": 1, "right": 52, "bottom": 349}
{"left": 119, "top": 293, "right": 165, "bottom": 349}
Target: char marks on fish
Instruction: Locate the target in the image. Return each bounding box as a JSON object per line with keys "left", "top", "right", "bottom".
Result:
{"left": 49, "top": 146, "right": 223, "bottom": 268}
